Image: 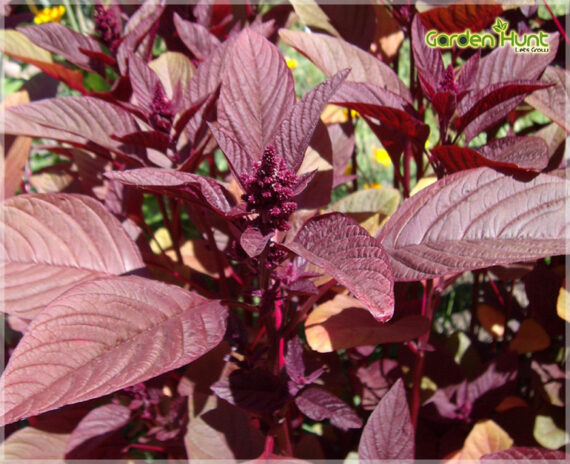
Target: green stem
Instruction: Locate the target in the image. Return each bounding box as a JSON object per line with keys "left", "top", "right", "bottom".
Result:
{"left": 62, "top": 0, "right": 80, "bottom": 32}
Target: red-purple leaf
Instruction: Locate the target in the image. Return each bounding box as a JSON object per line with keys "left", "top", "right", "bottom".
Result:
{"left": 174, "top": 12, "right": 221, "bottom": 61}
{"left": 411, "top": 15, "right": 443, "bottom": 98}
{"left": 474, "top": 32, "right": 559, "bottom": 91}
{"left": 295, "top": 386, "right": 362, "bottom": 431}
{"left": 455, "top": 81, "right": 552, "bottom": 140}
{"left": 112, "top": 130, "right": 171, "bottom": 153}
{"left": 482, "top": 447, "right": 569, "bottom": 461}
{"left": 272, "top": 69, "right": 349, "bottom": 172}
{"left": 188, "top": 36, "right": 235, "bottom": 102}
{"left": 1, "top": 30, "right": 86, "bottom": 93}
{"left": 285, "top": 213, "right": 394, "bottom": 322}
{"left": 240, "top": 227, "right": 273, "bottom": 258}
{"left": 18, "top": 23, "right": 103, "bottom": 73}
{"left": 116, "top": 0, "right": 166, "bottom": 73}
{"left": 419, "top": 4, "right": 503, "bottom": 33}
{"left": 2, "top": 194, "right": 144, "bottom": 320}
{"left": 209, "top": 124, "right": 256, "bottom": 180}
{"left": 211, "top": 368, "right": 289, "bottom": 416}
{"left": 65, "top": 404, "right": 131, "bottom": 459}
{"left": 319, "top": 4, "right": 376, "bottom": 50}
{"left": 378, "top": 168, "right": 569, "bottom": 281}
{"left": 479, "top": 136, "right": 550, "bottom": 171}
{"left": 526, "top": 66, "right": 570, "bottom": 133}
{"left": 358, "top": 378, "right": 414, "bottom": 460}
{"left": 4, "top": 97, "right": 145, "bottom": 160}
{"left": 0, "top": 276, "right": 227, "bottom": 425}
{"left": 185, "top": 392, "right": 265, "bottom": 460}
{"left": 331, "top": 82, "right": 429, "bottom": 147}
{"left": 106, "top": 168, "right": 236, "bottom": 216}
{"left": 128, "top": 54, "right": 163, "bottom": 114}
{"left": 356, "top": 359, "right": 402, "bottom": 410}
{"left": 431, "top": 143, "right": 547, "bottom": 174}
{"left": 279, "top": 29, "right": 411, "bottom": 101}
{"left": 0, "top": 427, "right": 69, "bottom": 460}
{"left": 218, "top": 28, "right": 295, "bottom": 161}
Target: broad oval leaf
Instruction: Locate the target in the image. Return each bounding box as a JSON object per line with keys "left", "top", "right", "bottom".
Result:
{"left": 526, "top": 66, "right": 570, "bottom": 133}
{"left": 474, "top": 33, "right": 558, "bottom": 91}
{"left": 358, "top": 378, "right": 414, "bottom": 460}
{"left": 479, "top": 136, "right": 550, "bottom": 171}
{"left": 173, "top": 13, "right": 221, "bottom": 61}
{"left": 149, "top": 51, "right": 195, "bottom": 100}
{"left": 285, "top": 213, "right": 394, "bottom": 322}
{"left": 4, "top": 97, "right": 145, "bottom": 160}
{"left": 2, "top": 194, "right": 144, "bottom": 319}
{"left": 0, "top": 276, "right": 227, "bottom": 425}
{"left": 295, "top": 386, "right": 362, "bottom": 431}
{"left": 305, "top": 294, "right": 429, "bottom": 352}
{"left": 0, "top": 30, "right": 85, "bottom": 92}
{"left": 17, "top": 23, "right": 103, "bottom": 73}
{"left": 419, "top": 4, "right": 503, "bottom": 33}
{"left": 272, "top": 69, "right": 349, "bottom": 172}
{"left": 482, "top": 446, "right": 569, "bottom": 461}
{"left": 218, "top": 28, "right": 295, "bottom": 162}
{"left": 65, "top": 404, "right": 131, "bottom": 459}
{"left": 0, "top": 427, "right": 69, "bottom": 461}
{"left": 447, "top": 420, "right": 513, "bottom": 461}
{"left": 106, "top": 168, "right": 236, "bottom": 216}
{"left": 279, "top": 30, "right": 411, "bottom": 101}
{"left": 378, "top": 168, "right": 569, "bottom": 281}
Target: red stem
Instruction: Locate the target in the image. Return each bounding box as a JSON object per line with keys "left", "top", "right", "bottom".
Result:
{"left": 542, "top": 0, "right": 569, "bottom": 44}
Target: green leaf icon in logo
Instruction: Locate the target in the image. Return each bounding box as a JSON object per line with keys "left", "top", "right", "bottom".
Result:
{"left": 492, "top": 18, "right": 508, "bottom": 33}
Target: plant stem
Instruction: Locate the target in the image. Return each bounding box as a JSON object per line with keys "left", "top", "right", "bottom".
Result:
{"left": 62, "top": 0, "right": 80, "bottom": 32}
{"left": 410, "top": 278, "right": 434, "bottom": 431}
{"left": 283, "top": 279, "right": 337, "bottom": 338}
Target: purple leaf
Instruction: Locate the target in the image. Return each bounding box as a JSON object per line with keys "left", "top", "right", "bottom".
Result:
{"left": 65, "top": 404, "right": 131, "bottom": 459}
{"left": 319, "top": 4, "right": 376, "bottom": 50}
{"left": 455, "top": 81, "right": 552, "bottom": 140}
{"left": 18, "top": 23, "right": 103, "bottom": 73}
{"left": 211, "top": 368, "right": 289, "bottom": 415}
{"left": 378, "top": 168, "right": 569, "bottom": 281}
{"left": 355, "top": 359, "right": 403, "bottom": 410}
{"left": 188, "top": 35, "right": 236, "bottom": 102}
{"left": 295, "top": 386, "right": 362, "bottom": 431}
{"left": 209, "top": 124, "right": 256, "bottom": 180}
{"left": 525, "top": 66, "right": 570, "bottom": 132}
{"left": 0, "top": 276, "right": 227, "bottom": 425}
{"left": 358, "top": 378, "right": 414, "bottom": 460}
{"left": 285, "top": 213, "right": 394, "bottom": 322}
{"left": 218, "top": 28, "right": 295, "bottom": 162}
{"left": 240, "top": 227, "right": 273, "bottom": 258}
{"left": 174, "top": 12, "right": 221, "bottom": 60}
{"left": 279, "top": 30, "right": 411, "bottom": 101}
{"left": 272, "top": 69, "right": 349, "bottom": 172}
{"left": 128, "top": 54, "right": 163, "bottom": 114}
{"left": 4, "top": 97, "right": 145, "bottom": 161}
{"left": 106, "top": 168, "right": 236, "bottom": 216}
{"left": 482, "top": 447, "right": 569, "bottom": 461}
{"left": 331, "top": 81, "right": 429, "bottom": 147}
{"left": 431, "top": 142, "right": 548, "bottom": 174}
{"left": 2, "top": 194, "right": 144, "bottom": 320}
{"left": 305, "top": 294, "right": 429, "bottom": 352}
{"left": 0, "top": 427, "right": 69, "bottom": 460}
{"left": 112, "top": 130, "right": 171, "bottom": 153}
{"left": 186, "top": 392, "right": 265, "bottom": 460}
{"left": 411, "top": 15, "right": 443, "bottom": 98}
{"left": 479, "top": 136, "right": 550, "bottom": 171}
{"left": 116, "top": 0, "right": 166, "bottom": 73}
{"left": 474, "top": 33, "right": 559, "bottom": 90}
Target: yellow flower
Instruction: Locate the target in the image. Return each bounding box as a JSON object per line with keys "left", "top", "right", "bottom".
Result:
{"left": 364, "top": 183, "right": 382, "bottom": 189}
{"left": 343, "top": 163, "right": 353, "bottom": 176}
{"left": 374, "top": 147, "right": 392, "bottom": 167}
{"left": 342, "top": 108, "right": 360, "bottom": 119}
{"left": 285, "top": 57, "right": 298, "bottom": 69}
{"left": 34, "top": 5, "right": 65, "bottom": 25}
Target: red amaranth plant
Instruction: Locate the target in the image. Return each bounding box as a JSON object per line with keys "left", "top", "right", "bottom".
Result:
{"left": 1, "top": 1, "right": 568, "bottom": 461}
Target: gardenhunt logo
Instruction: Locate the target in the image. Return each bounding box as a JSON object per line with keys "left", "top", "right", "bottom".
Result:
{"left": 426, "top": 18, "right": 550, "bottom": 53}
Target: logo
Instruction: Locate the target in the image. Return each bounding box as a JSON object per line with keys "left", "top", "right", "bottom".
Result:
{"left": 425, "top": 18, "right": 550, "bottom": 53}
